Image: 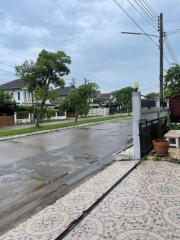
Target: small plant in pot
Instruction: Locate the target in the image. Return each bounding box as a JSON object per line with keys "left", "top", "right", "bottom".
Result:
{"left": 153, "top": 139, "right": 170, "bottom": 155}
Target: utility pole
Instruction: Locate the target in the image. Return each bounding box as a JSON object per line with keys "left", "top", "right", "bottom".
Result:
{"left": 71, "top": 78, "right": 76, "bottom": 88}
{"left": 121, "top": 13, "right": 165, "bottom": 101}
{"left": 159, "top": 13, "right": 164, "bottom": 102}
{"left": 84, "top": 78, "right": 89, "bottom": 85}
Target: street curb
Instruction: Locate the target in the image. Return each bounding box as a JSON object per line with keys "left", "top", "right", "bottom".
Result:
{"left": 0, "top": 117, "right": 132, "bottom": 141}
{"left": 112, "top": 144, "right": 133, "bottom": 161}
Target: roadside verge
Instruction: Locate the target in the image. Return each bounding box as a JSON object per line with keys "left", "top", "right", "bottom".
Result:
{"left": 0, "top": 115, "right": 131, "bottom": 141}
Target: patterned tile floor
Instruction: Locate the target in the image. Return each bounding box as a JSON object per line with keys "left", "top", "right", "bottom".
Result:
{"left": 0, "top": 160, "right": 138, "bottom": 240}
{"left": 64, "top": 160, "right": 180, "bottom": 240}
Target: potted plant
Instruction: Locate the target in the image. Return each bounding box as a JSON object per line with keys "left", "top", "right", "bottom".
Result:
{"left": 153, "top": 139, "right": 170, "bottom": 155}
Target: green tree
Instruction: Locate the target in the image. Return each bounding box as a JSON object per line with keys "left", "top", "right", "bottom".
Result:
{"left": 146, "top": 92, "right": 159, "bottom": 99}
{"left": 16, "top": 49, "right": 71, "bottom": 127}
{"left": 164, "top": 65, "right": 180, "bottom": 98}
{"left": 61, "top": 83, "right": 97, "bottom": 121}
{"left": 0, "top": 87, "right": 11, "bottom": 101}
{"left": 113, "top": 87, "right": 134, "bottom": 115}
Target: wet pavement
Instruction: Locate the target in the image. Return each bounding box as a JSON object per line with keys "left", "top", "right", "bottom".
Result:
{"left": 0, "top": 119, "right": 132, "bottom": 231}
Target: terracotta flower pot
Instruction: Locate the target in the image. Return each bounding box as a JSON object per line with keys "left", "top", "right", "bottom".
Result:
{"left": 153, "top": 139, "right": 170, "bottom": 155}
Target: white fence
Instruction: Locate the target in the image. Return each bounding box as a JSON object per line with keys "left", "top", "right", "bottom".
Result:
{"left": 87, "top": 108, "right": 109, "bottom": 117}
{"left": 14, "top": 112, "right": 33, "bottom": 124}
{"left": 14, "top": 112, "right": 66, "bottom": 124}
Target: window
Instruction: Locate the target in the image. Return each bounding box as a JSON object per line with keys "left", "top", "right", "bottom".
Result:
{"left": 24, "top": 92, "right": 27, "bottom": 98}
{"left": 18, "top": 92, "right": 21, "bottom": 101}
{"left": 11, "top": 92, "right": 13, "bottom": 97}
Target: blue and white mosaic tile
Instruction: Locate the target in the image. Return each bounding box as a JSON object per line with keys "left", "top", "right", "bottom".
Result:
{"left": 64, "top": 161, "right": 180, "bottom": 240}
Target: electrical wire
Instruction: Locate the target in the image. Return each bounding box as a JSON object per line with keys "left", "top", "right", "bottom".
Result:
{"left": 0, "top": 68, "right": 15, "bottom": 74}
{"left": 126, "top": 0, "right": 158, "bottom": 31}
{"left": 139, "top": 0, "right": 158, "bottom": 21}
{"left": 164, "top": 53, "right": 171, "bottom": 66}
{"left": 112, "top": 0, "right": 159, "bottom": 47}
{"left": 164, "top": 37, "right": 177, "bottom": 64}
{"left": 0, "top": 61, "right": 16, "bottom": 68}
{"left": 166, "top": 28, "right": 180, "bottom": 36}
{"left": 131, "top": 0, "right": 158, "bottom": 27}
{"left": 141, "top": 0, "right": 158, "bottom": 18}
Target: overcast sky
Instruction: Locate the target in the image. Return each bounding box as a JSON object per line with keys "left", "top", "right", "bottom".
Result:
{"left": 0, "top": 0, "right": 179, "bottom": 93}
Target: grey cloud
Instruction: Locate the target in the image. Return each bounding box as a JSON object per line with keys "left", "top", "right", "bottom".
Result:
{"left": 0, "top": 0, "right": 179, "bottom": 93}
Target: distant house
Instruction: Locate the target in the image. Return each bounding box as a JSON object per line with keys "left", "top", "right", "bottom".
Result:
{"left": 101, "top": 93, "right": 115, "bottom": 105}
{"left": 0, "top": 79, "right": 32, "bottom": 105}
{"left": 169, "top": 95, "right": 180, "bottom": 122}
{"left": 0, "top": 80, "right": 74, "bottom": 107}
{"left": 51, "top": 86, "right": 73, "bottom": 107}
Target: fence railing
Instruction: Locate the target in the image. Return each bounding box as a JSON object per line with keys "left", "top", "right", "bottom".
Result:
{"left": 160, "top": 101, "right": 167, "bottom": 108}
{"left": 139, "top": 117, "right": 168, "bottom": 158}
{"left": 141, "top": 98, "right": 156, "bottom": 108}
{"left": 141, "top": 95, "right": 168, "bottom": 109}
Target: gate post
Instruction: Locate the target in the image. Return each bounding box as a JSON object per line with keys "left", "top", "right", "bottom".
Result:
{"left": 14, "top": 112, "right": 17, "bottom": 125}
{"left": 132, "top": 91, "right": 141, "bottom": 159}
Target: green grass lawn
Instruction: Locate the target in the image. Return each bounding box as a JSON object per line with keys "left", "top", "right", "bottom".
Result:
{"left": 0, "top": 114, "right": 129, "bottom": 137}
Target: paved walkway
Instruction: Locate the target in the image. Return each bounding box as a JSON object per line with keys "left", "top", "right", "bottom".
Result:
{"left": 1, "top": 160, "right": 180, "bottom": 240}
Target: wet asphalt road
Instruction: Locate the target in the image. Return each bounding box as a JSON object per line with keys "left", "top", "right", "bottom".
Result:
{"left": 0, "top": 119, "right": 132, "bottom": 229}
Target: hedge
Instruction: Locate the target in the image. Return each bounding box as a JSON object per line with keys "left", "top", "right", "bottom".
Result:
{"left": 17, "top": 111, "right": 29, "bottom": 119}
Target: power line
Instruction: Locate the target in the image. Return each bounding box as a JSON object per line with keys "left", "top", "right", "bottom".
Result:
{"left": 126, "top": 0, "right": 158, "bottom": 31}
{"left": 139, "top": 0, "right": 158, "bottom": 22}
{"left": 141, "top": 0, "right": 158, "bottom": 18}
{"left": 112, "top": 0, "right": 159, "bottom": 47}
{"left": 0, "top": 67, "right": 15, "bottom": 74}
{"left": 0, "top": 61, "right": 16, "bottom": 68}
{"left": 166, "top": 28, "right": 180, "bottom": 36}
{"left": 164, "top": 36, "right": 177, "bottom": 64}
{"left": 131, "top": 0, "right": 158, "bottom": 27}
{"left": 164, "top": 53, "right": 171, "bottom": 66}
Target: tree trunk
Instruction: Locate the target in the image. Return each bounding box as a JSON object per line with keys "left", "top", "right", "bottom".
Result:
{"left": 32, "top": 92, "right": 35, "bottom": 122}
{"left": 75, "top": 114, "right": 78, "bottom": 122}
{"left": 36, "top": 101, "right": 45, "bottom": 127}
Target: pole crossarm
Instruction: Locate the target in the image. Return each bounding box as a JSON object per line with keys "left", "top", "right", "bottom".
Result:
{"left": 121, "top": 31, "right": 159, "bottom": 38}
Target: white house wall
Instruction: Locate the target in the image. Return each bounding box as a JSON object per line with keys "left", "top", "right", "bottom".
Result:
{"left": 7, "top": 89, "right": 32, "bottom": 105}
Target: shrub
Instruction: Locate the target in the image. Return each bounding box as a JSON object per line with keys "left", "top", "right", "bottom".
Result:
{"left": 16, "top": 105, "right": 33, "bottom": 113}
{"left": 168, "top": 123, "right": 180, "bottom": 130}
{"left": 43, "top": 108, "right": 56, "bottom": 119}
{"left": 17, "top": 111, "right": 29, "bottom": 119}
{"left": 0, "top": 102, "right": 16, "bottom": 116}
{"left": 57, "top": 110, "right": 65, "bottom": 116}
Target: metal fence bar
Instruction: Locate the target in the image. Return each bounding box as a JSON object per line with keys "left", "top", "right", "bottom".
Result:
{"left": 139, "top": 116, "right": 168, "bottom": 158}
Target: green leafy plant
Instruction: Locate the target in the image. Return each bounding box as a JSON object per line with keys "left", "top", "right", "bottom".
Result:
{"left": 164, "top": 65, "right": 180, "bottom": 98}
{"left": 61, "top": 83, "right": 98, "bottom": 121}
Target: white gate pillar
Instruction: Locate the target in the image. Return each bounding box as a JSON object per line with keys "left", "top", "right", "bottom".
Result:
{"left": 132, "top": 91, "right": 141, "bottom": 159}
{"left": 14, "top": 112, "right": 17, "bottom": 125}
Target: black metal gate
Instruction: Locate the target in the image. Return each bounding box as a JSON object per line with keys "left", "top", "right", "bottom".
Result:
{"left": 139, "top": 117, "right": 168, "bottom": 158}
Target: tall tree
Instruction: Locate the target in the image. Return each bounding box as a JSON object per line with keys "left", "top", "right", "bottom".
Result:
{"left": 164, "top": 65, "right": 180, "bottom": 98}
{"left": 16, "top": 49, "right": 71, "bottom": 127}
{"left": 113, "top": 87, "right": 134, "bottom": 115}
{"left": 61, "top": 83, "right": 97, "bottom": 121}
{"left": 146, "top": 92, "right": 159, "bottom": 99}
